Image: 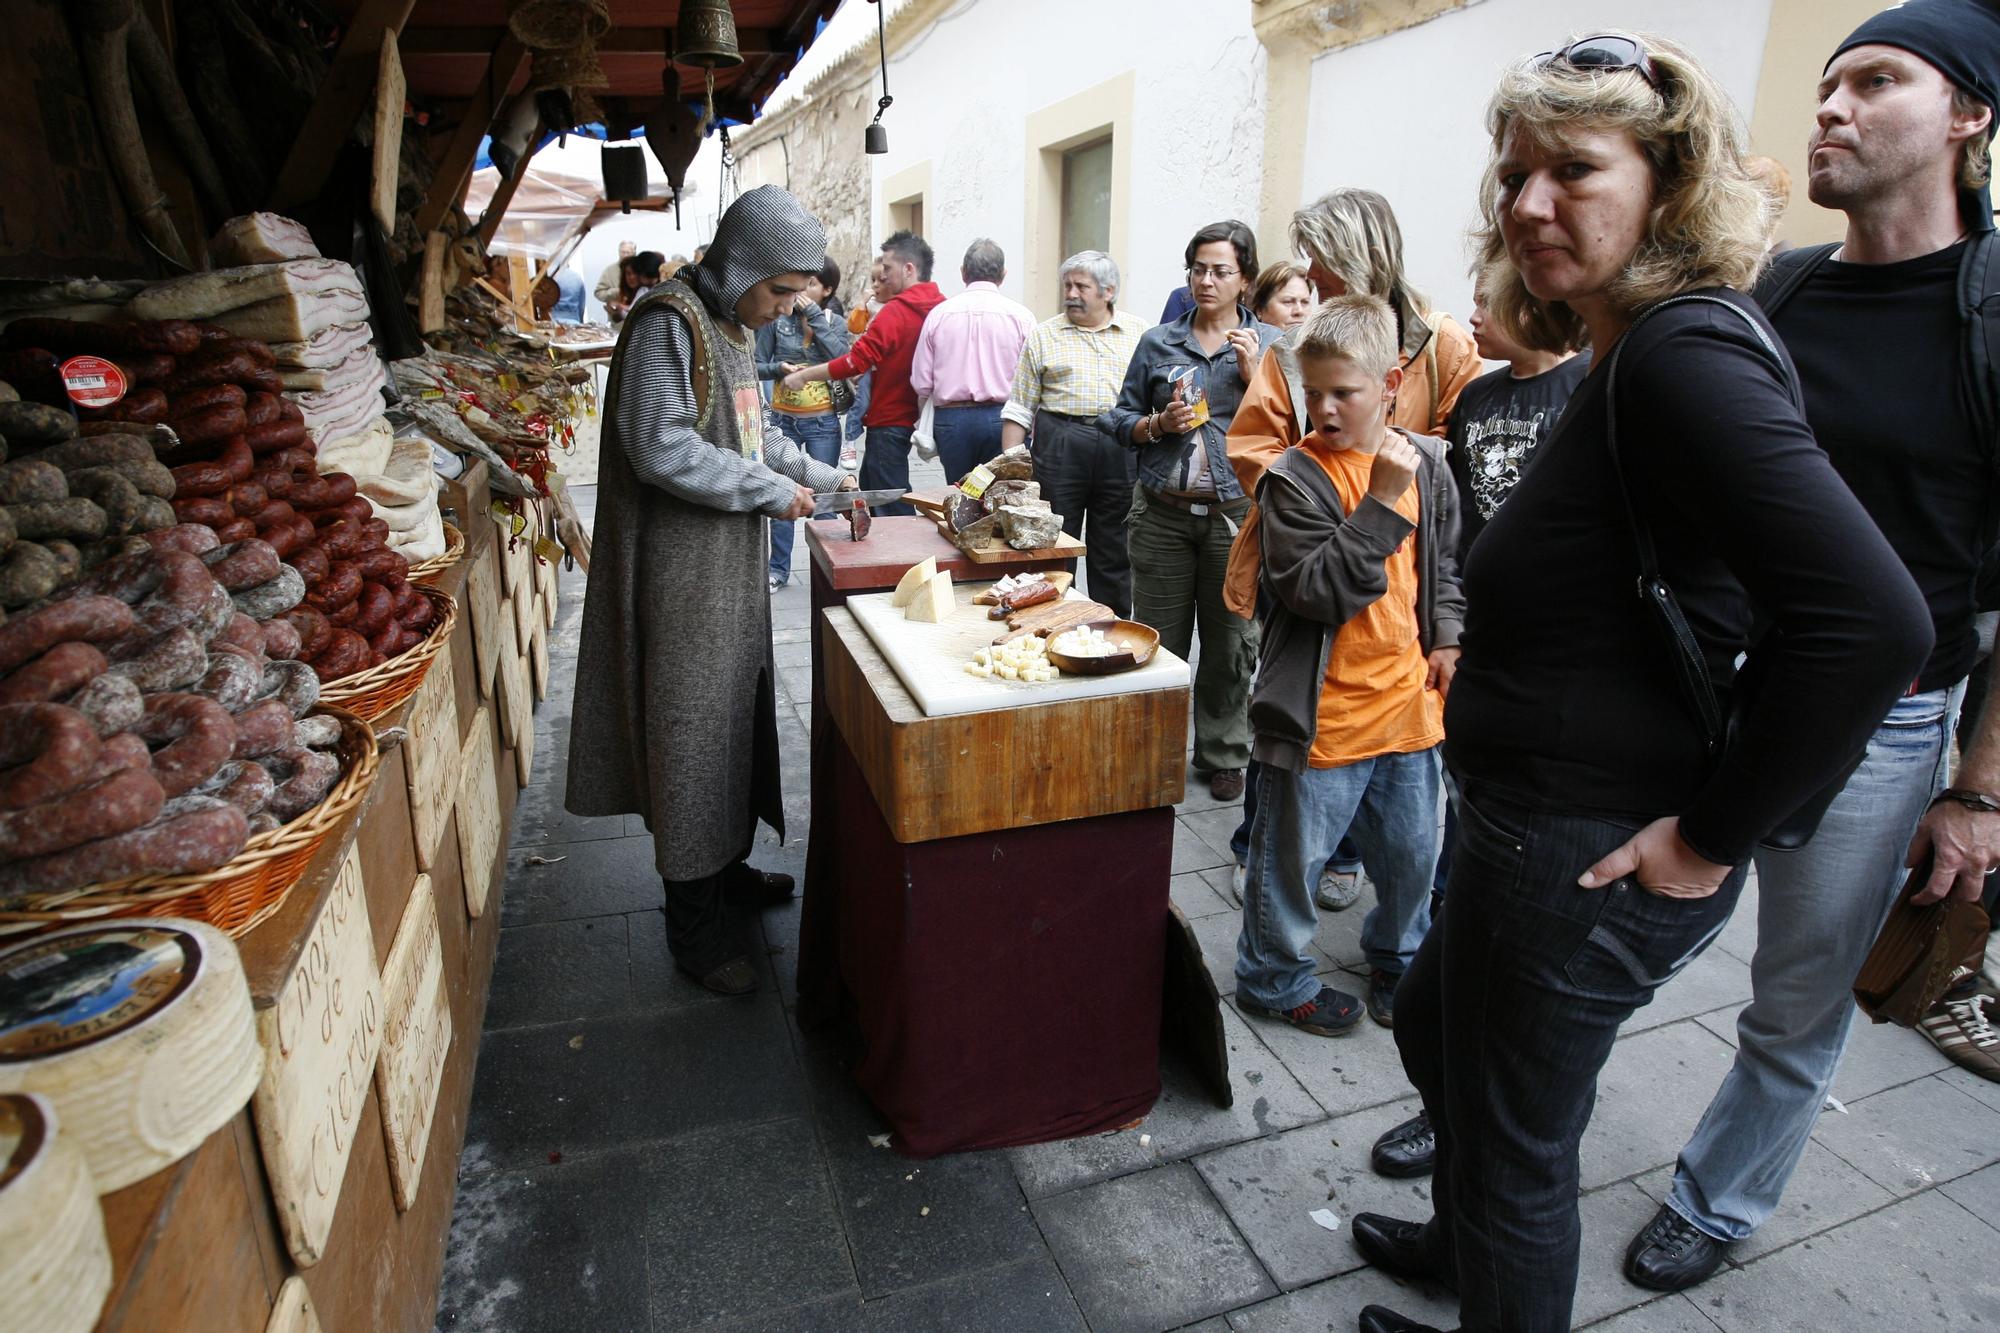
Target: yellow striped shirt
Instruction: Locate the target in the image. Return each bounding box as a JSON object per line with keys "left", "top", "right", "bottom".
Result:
{"left": 1001, "top": 310, "right": 1146, "bottom": 428}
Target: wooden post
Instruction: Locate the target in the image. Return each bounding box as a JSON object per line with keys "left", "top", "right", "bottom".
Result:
{"left": 413, "top": 34, "right": 529, "bottom": 237}
{"left": 474, "top": 127, "right": 539, "bottom": 251}
{"left": 419, "top": 230, "right": 447, "bottom": 334}
{"left": 370, "top": 29, "right": 406, "bottom": 235}
{"left": 269, "top": 0, "right": 415, "bottom": 209}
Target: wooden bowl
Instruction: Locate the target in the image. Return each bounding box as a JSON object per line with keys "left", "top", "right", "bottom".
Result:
{"left": 1046, "top": 620, "right": 1160, "bottom": 675}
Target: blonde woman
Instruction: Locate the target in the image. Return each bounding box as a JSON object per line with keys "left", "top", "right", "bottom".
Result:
{"left": 1353, "top": 34, "right": 1931, "bottom": 1333}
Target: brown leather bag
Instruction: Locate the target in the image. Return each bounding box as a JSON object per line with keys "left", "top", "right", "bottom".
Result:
{"left": 1853, "top": 856, "right": 1991, "bottom": 1027}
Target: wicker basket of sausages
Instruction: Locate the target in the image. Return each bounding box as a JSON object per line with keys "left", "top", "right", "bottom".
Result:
{"left": 314, "top": 584, "right": 457, "bottom": 723}
{"left": 406, "top": 521, "right": 463, "bottom": 587}
{"left": 0, "top": 705, "right": 377, "bottom": 939}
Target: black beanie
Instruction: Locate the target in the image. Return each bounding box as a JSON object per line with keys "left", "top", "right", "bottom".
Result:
{"left": 1831, "top": 0, "right": 2000, "bottom": 232}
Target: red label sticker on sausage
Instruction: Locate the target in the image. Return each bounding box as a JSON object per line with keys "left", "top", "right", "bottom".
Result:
{"left": 59, "top": 355, "right": 127, "bottom": 408}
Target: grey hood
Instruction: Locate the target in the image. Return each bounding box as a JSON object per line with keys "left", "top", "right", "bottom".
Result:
{"left": 683, "top": 185, "right": 828, "bottom": 319}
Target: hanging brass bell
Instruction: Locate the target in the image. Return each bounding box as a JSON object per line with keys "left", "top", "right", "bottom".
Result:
{"left": 674, "top": 0, "right": 744, "bottom": 69}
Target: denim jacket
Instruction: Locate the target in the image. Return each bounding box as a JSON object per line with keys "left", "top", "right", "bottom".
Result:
{"left": 753, "top": 302, "right": 854, "bottom": 379}
{"left": 1100, "top": 306, "right": 1280, "bottom": 501}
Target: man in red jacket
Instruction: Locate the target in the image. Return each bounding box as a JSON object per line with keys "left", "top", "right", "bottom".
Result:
{"left": 784, "top": 230, "right": 944, "bottom": 515}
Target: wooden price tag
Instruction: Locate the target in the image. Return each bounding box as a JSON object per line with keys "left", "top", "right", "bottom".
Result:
{"left": 466, "top": 542, "right": 503, "bottom": 701}
{"left": 455, "top": 711, "right": 501, "bottom": 919}
{"left": 374, "top": 878, "right": 451, "bottom": 1212}
{"left": 265, "top": 1274, "right": 323, "bottom": 1333}
{"left": 401, "top": 641, "right": 462, "bottom": 872}
{"left": 252, "top": 845, "right": 382, "bottom": 1267}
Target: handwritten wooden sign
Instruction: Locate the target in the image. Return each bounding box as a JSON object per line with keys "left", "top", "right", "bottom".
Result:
{"left": 466, "top": 542, "right": 502, "bottom": 701}
{"left": 265, "top": 1275, "right": 322, "bottom": 1333}
{"left": 512, "top": 569, "right": 535, "bottom": 658}
{"left": 500, "top": 644, "right": 534, "bottom": 787}
{"left": 374, "top": 878, "right": 450, "bottom": 1212}
{"left": 455, "top": 710, "right": 501, "bottom": 919}
{"left": 530, "top": 620, "right": 550, "bottom": 703}
{"left": 401, "top": 640, "right": 462, "bottom": 872}
{"left": 252, "top": 844, "right": 382, "bottom": 1266}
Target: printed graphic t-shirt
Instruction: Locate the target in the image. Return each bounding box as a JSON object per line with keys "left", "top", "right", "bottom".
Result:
{"left": 1444, "top": 355, "right": 1590, "bottom": 556}
{"left": 1304, "top": 440, "right": 1444, "bottom": 768}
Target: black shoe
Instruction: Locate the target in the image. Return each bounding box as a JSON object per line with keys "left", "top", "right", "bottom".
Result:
{"left": 1370, "top": 1110, "right": 1435, "bottom": 1178}
{"left": 1624, "top": 1203, "right": 1730, "bottom": 1292}
{"left": 1367, "top": 970, "right": 1399, "bottom": 1028}
{"left": 1352, "top": 1212, "right": 1453, "bottom": 1290}
{"left": 685, "top": 957, "right": 758, "bottom": 995}
{"left": 1235, "top": 984, "right": 1364, "bottom": 1037}
{"left": 1358, "top": 1307, "right": 1443, "bottom": 1333}
{"left": 726, "top": 863, "right": 796, "bottom": 907}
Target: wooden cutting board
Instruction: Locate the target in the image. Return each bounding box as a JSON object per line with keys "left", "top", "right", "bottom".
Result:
{"left": 996, "top": 597, "right": 1120, "bottom": 643}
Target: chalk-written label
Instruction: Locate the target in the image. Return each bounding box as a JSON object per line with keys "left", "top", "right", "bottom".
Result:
{"left": 375, "top": 878, "right": 450, "bottom": 1211}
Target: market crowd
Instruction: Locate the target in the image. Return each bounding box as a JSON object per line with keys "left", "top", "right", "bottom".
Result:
{"left": 567, "top": 2, "right": 2000, "bottom": 1329}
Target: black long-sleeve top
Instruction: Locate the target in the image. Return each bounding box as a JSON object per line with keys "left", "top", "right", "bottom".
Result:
{"left": 1444, "top": 289, "right": 1933, "bottom": 865}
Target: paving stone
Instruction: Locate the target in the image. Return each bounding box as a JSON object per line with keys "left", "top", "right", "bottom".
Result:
{"left": 1173, "top": 869, "right": 1234, "bottom": 920}
{"left": 511, "top": 776, "right": 629, "bottom": 848}
{"left": 1572, "top": 1182, "right": 1687, "bottom": 1328}
{"left": 625, "top": 905, "right": 781, "bottom": 1000}
{"left": 1621, "top": 947, "right": 1753, "bottom": 1037}
{"left": 1939, "top": 1159, "right": 2000, "bottom": 1234}
{"left": 643, "top": 1117, "right": 855, "bottom": 1329}
{"left": 1034, "top": 1165, "right": 1277, "bottom": 1333}
{"left": 504, "top": 834, "right": 664, "bottom": 926}
{"left": 435, "top": 1146, "right": 652, "bottom": 1332}
{"left": 1809, "top": 1074, "right": 2000, "bottom": 1194}
{"left": 1193, "top": 1098, "right": 1433, "bottom": 1291}
{"left": 1580, "top": 1023, "right": 1739, "bottom": 1190}
{"left": 1698, "top": 1190, "right": 2000, "bottom": 1330}
{"left": 740, "top": 1253, "right": 1088, "bottom": 1332}
{"left": 1183, "top": 805, "right": 1249, "bottom": 865}
{"left": 1579, "top": 1294, "right": 1726, "bottom": 1330}
{"left": 1176, "top": 763, "right": 1242, "bottom": 816}
{"left": 1223, "top": 1265, "right": 1459, "bottom": 1332}
{"left": 1830, "top": 1014, "right": 1956, "bottom": 1102}
{"left": 486, "top": 915, "right": 643, "bottom": 1030}
{"left": 1009, "top": 1004, "right": 1323, "bottom": 1200}
{"left": 1176, "top": 817, "right": 1234, "bottom": 875}
{"left": 1633, "top": 1140, "right": 1894, "bottom": 1263}
{"left": 1710, "top": 872, "right": 1759, "bottom": 966}
{"left": 800, "top": 1053, "right": 1043, "bottom": 1296}
{"left": 464, "top": 998, "right": 804, "bottom": 1171}
{"left": 1940, "top": 1062, "right": 2000, "bottom": 1115}
{"left": 1241, "top": 981, "right": 1417, "bottom": 1120}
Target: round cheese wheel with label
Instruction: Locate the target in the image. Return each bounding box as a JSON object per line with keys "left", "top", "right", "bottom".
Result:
{"left": 0, "top": 919, "right": 262, "bottom": 1192}
{"left": 0, "top": 1093, "right": 112, "bottom": 1333}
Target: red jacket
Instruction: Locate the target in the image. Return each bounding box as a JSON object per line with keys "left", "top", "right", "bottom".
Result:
{"left": 824, "top": 281, "right": 945, "bottom": 428}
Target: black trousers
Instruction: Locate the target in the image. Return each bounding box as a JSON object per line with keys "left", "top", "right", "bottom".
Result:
{"left": 662, "top": 858, "right": 757, "bottom": 975}
{"left": 1031, "top": 409, "right": 1136, "bottom": 619}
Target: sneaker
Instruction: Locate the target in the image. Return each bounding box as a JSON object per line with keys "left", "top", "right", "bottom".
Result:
{"left": 768, "top": 574, "right": 787, "bottom": 592}
{"left": 1367, "top": 969, "right": 1399, "bottom": 1028}
{"left": 1370, "top": 1110, "right": 1436, "bottom": 1178}
{"left": 1624, "top": 1203, "right": 1730, "bottom": 1292}
{"left": 839, "top": 441, "right": 859, "bottom": 469}
{"left": 1229, "top": 862, "right": 1246, "bottom": 908}
{"left": 1920, "top": 981, "right": 2000, "bottom": 1082}
{"left": 1315, "top": 866, "right": 1362, "bottom": 912}
{"left": 1209, "top": 768, "right": 1245, "bottom": 801}
{"left": 1236, "top": 984, "right": 1364, "bottom": 1037}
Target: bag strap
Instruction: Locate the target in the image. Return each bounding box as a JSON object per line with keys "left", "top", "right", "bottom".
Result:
{"left": 1749, "top": 242, "right": 1838, "bottom": 317}
{"left": 1604, "top": 293, "right": 1800, "bottom": 745}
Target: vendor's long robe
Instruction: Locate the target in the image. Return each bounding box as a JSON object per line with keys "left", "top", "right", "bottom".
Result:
{"left": 567, "top": 277, "right": 842, "bottom": 880}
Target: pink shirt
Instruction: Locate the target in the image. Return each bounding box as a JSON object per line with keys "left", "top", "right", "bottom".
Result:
{"left": 909, "top": 281, "right": 1036, "bottom": 405}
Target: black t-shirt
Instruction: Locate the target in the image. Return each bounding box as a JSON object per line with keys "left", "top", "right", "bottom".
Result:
{"left": 1445, "top": 291, "right": 1932, "bottom": 864}
{"left": 1445, "top": 355, "right": 1591, "bottom": 554}
{"left": 1768, "top": 240, "right": 1988, "bottom": 691}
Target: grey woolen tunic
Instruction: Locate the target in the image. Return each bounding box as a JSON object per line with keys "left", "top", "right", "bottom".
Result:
{"left": 566, "top": 187, "right": 842, "bottom": 880}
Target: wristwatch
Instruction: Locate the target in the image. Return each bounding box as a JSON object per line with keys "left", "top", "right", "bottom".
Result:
{"left": 1934, "top": 787, "right": 2000, "bottom": 813}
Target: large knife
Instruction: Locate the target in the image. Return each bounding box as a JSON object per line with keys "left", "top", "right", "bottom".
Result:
{"left": 811, "top": 487, "right": 906, "bottom": 515}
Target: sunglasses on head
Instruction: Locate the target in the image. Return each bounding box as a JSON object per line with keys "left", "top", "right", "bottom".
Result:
{"left": 1531, "top": 35, "right": 1662, "bottom": 91}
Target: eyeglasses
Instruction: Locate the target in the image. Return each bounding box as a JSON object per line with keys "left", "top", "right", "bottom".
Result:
{"left": 1531, "top": 35, "right": 1661, "bottom": 92}
{"left": 1187, "top": 264, "right": 1240, "bottom": 282}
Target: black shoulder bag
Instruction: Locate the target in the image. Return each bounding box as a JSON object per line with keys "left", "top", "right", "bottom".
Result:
{"left": 1603, "top": 293, "right": 1864, "bottom": 852}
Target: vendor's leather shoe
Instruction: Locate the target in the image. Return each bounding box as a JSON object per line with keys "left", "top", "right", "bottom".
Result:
{"left": 1624, "top": 1203, "right": 1730, "bottom": 1291}
{"left": 688, "top": 958, "right": 758, "bottom": 996}
{"left": 1352, "top": 1212, "right": 1453, "bottom": 1290}
{"left": 1370, "top": 1110, "right": 1436, "bottom": 1178}
{"left": 727, "top": 864, "right": 797, "bottom": 907}
{"left": 1358, "top": 1307, "right": 1443, "bottom": 1333}
{"left": 1209, "top": 768, "right": 1245, "bottom": 801}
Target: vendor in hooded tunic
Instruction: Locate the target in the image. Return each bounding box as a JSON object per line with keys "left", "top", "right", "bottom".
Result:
{"left": 567, "top": 186, "right": 854, "bottom": 997}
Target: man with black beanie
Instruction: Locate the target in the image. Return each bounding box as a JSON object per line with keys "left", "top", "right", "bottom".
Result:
{"left": 1625, "top": 0, "right": 2000, "bottom": 1293}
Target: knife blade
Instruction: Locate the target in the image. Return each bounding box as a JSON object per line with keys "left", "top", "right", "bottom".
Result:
{"left": 811, "top": 488, "right": 906, "bottom": 515}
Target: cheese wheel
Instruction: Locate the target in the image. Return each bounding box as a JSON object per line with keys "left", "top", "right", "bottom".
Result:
{"left": 890, "top": 556, "right": 938, "bottom": 608}
{"left": 0, "top": 920, "right": 263, "bottom": 1193}
{"left": 0, "top": 1093, "right": 111, "bottom": 1333}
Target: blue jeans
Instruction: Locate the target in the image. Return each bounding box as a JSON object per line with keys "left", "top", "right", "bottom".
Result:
{"left": 1668, "top": 684, "right": 1962, "bottom": 1242}
{"left": 1235, "top": 747, "right": 1442, "bottom": 1009}
{"left": 859, "top": 424, "right": 915, "bottom": 515}
{"left": 767, "top": 412, "right": 843, "bottom": 582}
{"left": 1230, "top": 763, "right": 1369, "bottom": 877}
{"left": 931, "top": 403, "right": 1003, "bottom": 485}
{"left": 1397, "top": 782, "right": 1749, "bottom": 1331}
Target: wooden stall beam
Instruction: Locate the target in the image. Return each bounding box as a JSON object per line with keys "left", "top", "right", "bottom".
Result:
{"left": 398, "top": 26, "right": 780, "bottom": 56}
{"left": 270, "top": 0, "right": 416, "bottom": 209}
{"left": 414, "top": 33, "right": 530, "bottom": 237}
{"left": 475, "top": 127, "right": 540, "bottom": 249}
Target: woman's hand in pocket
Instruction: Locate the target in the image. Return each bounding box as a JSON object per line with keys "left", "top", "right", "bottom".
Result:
{"left": 1578, "top": 816, "right": 1732, "bottom": 899}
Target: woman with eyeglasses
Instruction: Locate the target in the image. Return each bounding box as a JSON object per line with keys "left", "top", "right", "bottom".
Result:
{"left": 1102, "top": 221, "right": 1280, "bottom": 801}
{"left": 1350, "top": 34, "right": 1930, "bottom": 1333}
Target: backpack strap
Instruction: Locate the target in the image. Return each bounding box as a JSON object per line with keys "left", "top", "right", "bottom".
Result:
{"left": 1750, "top": 242, "right": 1838, "bottom": 317}
{"left": 1957, "top": 230, "right": 2000, "bottom": 449}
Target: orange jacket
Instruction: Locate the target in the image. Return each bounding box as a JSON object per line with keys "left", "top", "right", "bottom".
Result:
{"left": 1223, "top": 310, "right": 1482, "bottom": 618}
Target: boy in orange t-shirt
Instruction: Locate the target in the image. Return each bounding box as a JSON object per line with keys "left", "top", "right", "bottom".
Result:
{"left": 1233, "top": 296, "right": 1464, "bottom": 1036}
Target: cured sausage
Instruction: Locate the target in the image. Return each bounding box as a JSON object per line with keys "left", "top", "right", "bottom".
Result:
{"left": 64, "top": 672, "right": 142, "bottom": 735}
{"left": 243, "top": 391, "right": 283, "bottom": 426}
{"left": 0, "top": 801, "right": 248, "bottom": 896}
{"left": 41, "top": 539, "right": 82, "bottom": 588}
{"left": 243, "top": 418, "right": 308, "bottom": 455}
{"left": 229, "top": 699, "right": 292, "bottom": 758}
{"left": 65, "top": 469, "right": 142, "bottom": 536}
{"left": 0, "top": 596, "right": 136, "bottom": 673}
{"left": 132, "top": 692, "right": 237, "bottom": 796}
{"left": 163, "top": 401, "right": 247, "bottom": 447}
{"left": 191, "top": 651, "right": 263, "bottom": 711}
{"left": 168, "top": 435, "right": 253, "bottom": 497}
{"left": 231, "top": 565, "right": 305, "bottom": 619}
{"left": 88, "top": 732, "right": 152, "bottom": 779}
{"left": 106, "top": 626, "right": 207, "bottom": 691}
{"left": 213, "top": 612, "right": 264, "bottom": 654}
{"left": 348, "top": 580, "right": 394, "bottom": 638}
{"left": 0, "top": 767, "right": 164, "bottom": 859}
{"left": 200, "top": 538, "right": 281, "bottom": 591}
{"left": 0, "top": 641, "right": 108, "bottom": 705}
{"left": 162, "top": 346, "right": 257, "bottom": 392}
{"left": 292, "top": 715, "right": 341, "bottom": 749}
{"left": 351, "top": 546, "right": 408, "bottom": 585}
{"left": 73, "top": 459, "right": 174, "bottom": 500}
{"left": 368, "top": 622, "right": 418, "bottom": 659}
{"left": 0, "top": 400, "right": 78, "bottom": 443}
{"left": 112, "top": 353, "right": 177, "bottom": 387}
{"left": 8, "top": 498, "right": 107, "bottom": 543}
{"left": 287, "top": 541, "right": 329, "bottom": 588}
{"left": 256, "top": 659, "right": 320, "bottom": 717}
{"left": 0, "top": 542, "right": 60, "bottom": 609}
{"left": 35, "top": 434, "right": 151, "bottom": 471}
{"left": 2, "top": 317, "right": 201, "bottom": 357}
{"left": 260, "top": 617, "right": 301, "bottom": 660}
{"left": 0, "top": 702, "right": 102, "bottom": 809}
{"left": 170, "top": 496, "right": 232, "bottom": 527}
{"left": 195, "top": 760, "right": 274, "bottom": 816}
{"left": 315, "top": 518, "right": 371, "bottom": 559}
{"left": 223, "top": 481, "right": 268, "bottom": 515}
{"left": 259, "top": 745, "right": 340, "bottom": 820}
{"left": 133, "top": 550, "right": 221, "bottom": 633}
{"left": 212, "top": 518, "right": 257, "bottom": 544}
{"left": 307, "top": 627, "right": 370, "bottom": 681}
{"left": 244, "top": 499, "right": 293, "bottom": 531}
{"left": 303, "top": 561, "right": 360, "bottom": 613}
{"left": 104, "top": 387, "right": 169, "bottom": 424}
{"left": 252, "top": 466, "right": 293, "bottom": 499}
{"left": 166, "top": 383, "right": 245, "bottom": 418}
{"left": 259, "top": 514, "right": 312, "bottom": 560}
{"left": 309, "top": 497, "right": 373, "bottom": 529}
{"left": 0, "top": 459, "right": 69, "bottom": 505}
{"left": 280, "top": 606, "right": 330, "bottom": 659}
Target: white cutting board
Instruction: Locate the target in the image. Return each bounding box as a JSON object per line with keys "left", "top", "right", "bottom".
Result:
{"left": 847, "top": 583, "right": 1191, "bottom": 718}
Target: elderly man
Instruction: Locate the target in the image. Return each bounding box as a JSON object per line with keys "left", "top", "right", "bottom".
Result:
{"left": 910, "top": 238, "right": 1035, "bottom": 483}
{"left": 568, "top": 186, "right": 854, "bottom": 998}
{"left": 1000, "top": 250, "right": 1145, "bottom": 617}
{"left": 594, "top": 239, "right": 635, "bottom": 312}
{"left": 783, "top": 231, "right": 944, "bottom": 515}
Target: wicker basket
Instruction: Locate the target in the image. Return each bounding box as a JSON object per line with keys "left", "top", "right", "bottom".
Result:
{"left": 507, "top": 0, "right": 609, "bottom": 50}
{"left": 317, "top": 585, "right": 460, "bottom": 723}
{"left": 0, "top": 707, "right": 381, "bottom": 940}
{"left": 407, "top": 522, "right": 464, "bottom": 586}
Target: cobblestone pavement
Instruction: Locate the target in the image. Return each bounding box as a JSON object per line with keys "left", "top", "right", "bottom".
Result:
{"left": 437, "top": 478, "right": 2000, "bottom": 1332}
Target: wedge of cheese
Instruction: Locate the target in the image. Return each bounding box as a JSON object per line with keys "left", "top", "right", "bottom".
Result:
{"left": 890, "top": 556, "right": 938, "bottom": 608}
{"left": 904, "top": 569, "right": 955, "bottom": 623}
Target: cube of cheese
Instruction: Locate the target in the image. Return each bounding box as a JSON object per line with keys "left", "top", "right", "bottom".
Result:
{"left": 890, "top": 556, "right": 938, "bottom": 608}
{"left": 904, "top": 569, "right": 955, "bottom": 622}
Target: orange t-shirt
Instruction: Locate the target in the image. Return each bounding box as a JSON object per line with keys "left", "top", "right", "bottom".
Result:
{"left": 1303, "top": 440, "right": 1444, "bottom": 768}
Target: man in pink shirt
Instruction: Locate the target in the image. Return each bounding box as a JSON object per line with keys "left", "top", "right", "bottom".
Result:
{"left": 910, "top": 239, "right": 1036, "bottom": 483}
